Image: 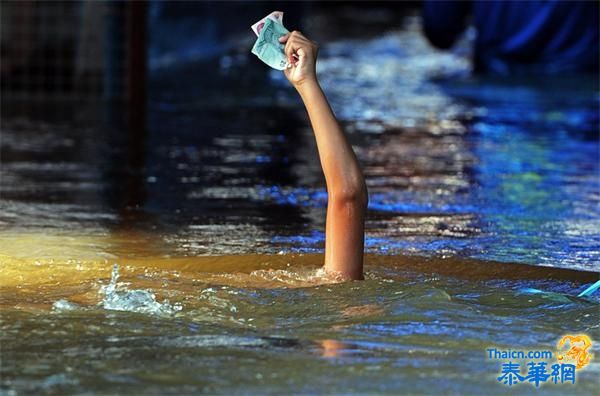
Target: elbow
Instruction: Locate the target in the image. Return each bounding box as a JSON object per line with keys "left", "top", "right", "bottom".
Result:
{"left": 330, "top": 180, "right": 368, "bottom": 209}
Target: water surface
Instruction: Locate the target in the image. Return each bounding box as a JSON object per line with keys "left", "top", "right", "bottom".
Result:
{"left": 1, "top": 15, "right": 599, "bottom": 395}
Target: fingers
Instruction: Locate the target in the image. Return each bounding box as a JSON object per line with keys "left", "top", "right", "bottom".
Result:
{"left": 278, "top": 33, "right": 289, "bottom": 43}
{"left": 280, "top": 31, "right": 317, "bottom": 65}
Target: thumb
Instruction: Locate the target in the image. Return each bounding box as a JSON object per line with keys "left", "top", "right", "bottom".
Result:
{"left": 278, "top": 33, "right": 290, "bottom": 43}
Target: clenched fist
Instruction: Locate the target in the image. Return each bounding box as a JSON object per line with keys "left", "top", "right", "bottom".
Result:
{"left": 278, "top": 31, "right": 319, "bottom": 88}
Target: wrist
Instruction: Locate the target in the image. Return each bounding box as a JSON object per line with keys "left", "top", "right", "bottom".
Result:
{"left": 294, "top": 77, "right": 320, "bottom": 94}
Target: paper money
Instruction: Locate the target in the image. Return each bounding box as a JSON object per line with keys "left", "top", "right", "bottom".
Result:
{"left": 251, "top": 16, "right": 289, "bottom": 70}
{"left": 251, "top": 11, "right": 284, "bottom": 37}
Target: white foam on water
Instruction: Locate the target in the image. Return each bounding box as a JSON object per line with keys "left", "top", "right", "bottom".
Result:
{"left": 157, "top": 335, "right": 268, "bottom": 348}
{"left": 51, "top": 299, "right": 80, "bottom": 311}
{"left": 248, "top": 267, "right": 344, "bottom": 286}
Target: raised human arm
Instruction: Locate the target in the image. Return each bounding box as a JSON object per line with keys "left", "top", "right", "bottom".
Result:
{"left": 279, "top": 31, "right": 368, "bottom": 280}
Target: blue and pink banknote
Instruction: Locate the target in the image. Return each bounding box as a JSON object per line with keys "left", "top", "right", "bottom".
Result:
{"left": 251, "top": 11, "right": 290, "bottom": 70}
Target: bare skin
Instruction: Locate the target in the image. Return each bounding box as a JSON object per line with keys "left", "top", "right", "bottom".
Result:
{"left": 279, "top": 31, "right": 368, "bottom": 280}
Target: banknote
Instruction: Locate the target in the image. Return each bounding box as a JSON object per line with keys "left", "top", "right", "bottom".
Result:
{"left": 251, "top": 17, "right": 289, "bottom": 70}
{"left": 251, "top": 11, "right": 284, "bottom": 37}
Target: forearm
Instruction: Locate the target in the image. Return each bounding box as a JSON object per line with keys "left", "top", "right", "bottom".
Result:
{"left": 297, "top": 79, "right": 366, "bottom": 280}
{"left": 296, "top": 80, "right": 366, "bottom": 200}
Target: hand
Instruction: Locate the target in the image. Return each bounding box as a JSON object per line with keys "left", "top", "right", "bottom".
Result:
{"left": 278, "top": 31, "right": 319, "bottom": 88}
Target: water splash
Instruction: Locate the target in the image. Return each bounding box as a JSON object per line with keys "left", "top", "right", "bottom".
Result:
{"left": 100, "top": 264, "right": 182, "bottom": 315}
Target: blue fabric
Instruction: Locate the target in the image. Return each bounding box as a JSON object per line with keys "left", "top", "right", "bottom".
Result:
{"left": 422, "top": 0, "right": 599, "bottom": 75}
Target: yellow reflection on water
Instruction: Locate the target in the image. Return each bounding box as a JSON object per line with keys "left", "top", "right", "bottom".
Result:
{"left": 1, "top": 231, "right": 596, "bottom": 312}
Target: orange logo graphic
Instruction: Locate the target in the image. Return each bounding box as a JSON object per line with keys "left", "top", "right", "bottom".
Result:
{"left": 557, "top": 335, "right": 593, "bottom": 369}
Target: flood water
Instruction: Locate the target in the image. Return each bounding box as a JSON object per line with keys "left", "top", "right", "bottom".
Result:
{"left": 1, "top": 15, "right": 599, "bottom": 395}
